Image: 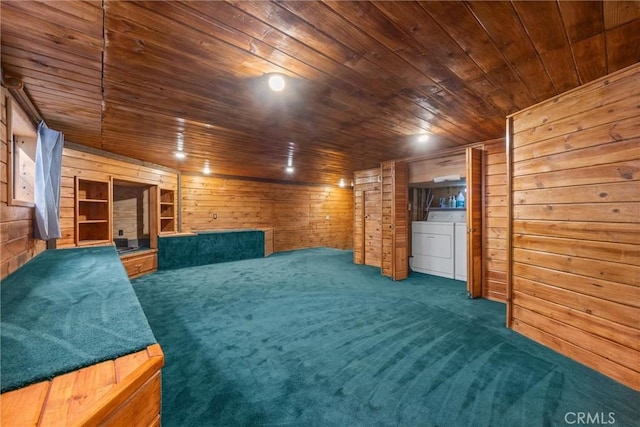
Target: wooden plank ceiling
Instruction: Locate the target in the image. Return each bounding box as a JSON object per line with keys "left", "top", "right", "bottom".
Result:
{"left": 2, "top": 1, "right": 639, "bottom": 185}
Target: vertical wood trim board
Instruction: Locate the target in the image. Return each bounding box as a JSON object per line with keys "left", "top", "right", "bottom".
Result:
{"left": 0, "top": 87, "right": 45, "bottom": 279}
{"left": 507, "top": 63, "right": 640, "bottom": 390}
{"left": 506, "top": 117, "right": 515, "bottom": 325}
{"left": 180, "top": 175, "right": 353, "bottom": 252}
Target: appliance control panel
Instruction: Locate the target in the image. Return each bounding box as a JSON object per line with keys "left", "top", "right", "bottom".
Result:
{"left": 427, "top": 210, "right": 467, "bottom": 223}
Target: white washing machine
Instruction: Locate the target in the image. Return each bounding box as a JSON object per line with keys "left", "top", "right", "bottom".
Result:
{"left": 411, "top": 210, "right": 466, "bottom": 279}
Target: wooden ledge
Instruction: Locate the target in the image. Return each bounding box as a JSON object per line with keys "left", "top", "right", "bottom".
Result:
{"left": 158, "top": 232, "right": 197, "bottom": 238}
{"left": 118, "top": 248, "right": 158, "bottom": 260}
{"left": 1, "top": 344, "right": 164, "bottom": 427}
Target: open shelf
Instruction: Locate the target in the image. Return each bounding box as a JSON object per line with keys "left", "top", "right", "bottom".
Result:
{"left": 75, "top": 177, "right": 111, "bottom": 245}
{"left": 158, "top": 189, "right": 176, "bottom": 233}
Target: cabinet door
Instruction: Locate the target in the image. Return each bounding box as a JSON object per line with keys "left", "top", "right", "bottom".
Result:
{"left": 121, "top": 251, "right": 157, "bottom": 279}
{"left": 353, "top": 168, "right": 381, "bottom": 266}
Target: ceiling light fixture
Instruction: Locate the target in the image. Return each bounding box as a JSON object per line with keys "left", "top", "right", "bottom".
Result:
{"left": 203, "top": 160, "right": 211, "bottom": 174}
{"left": 285, "top": 145, "right": 294, "bottom": 173}
{"left": 339, "top": 178, "right": 346, "bottom": 188}
{"left": 268, "top": 74, "right": 286, "bottom": 92}
{"left": 417, "top": 134, "right": 430, "bottom": 143}
{"left": 175, "top": 132, "right": 185, "bottom": 159}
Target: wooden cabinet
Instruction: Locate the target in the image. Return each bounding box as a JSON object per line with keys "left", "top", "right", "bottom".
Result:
{"left": 75, "top": 177, "right": 112, "bottom": 246}
{"left": 121, "top": 250, "right": 157, "bottom": 279}
{"left": 159, "top": 189, "right": 176, "bottom": 234}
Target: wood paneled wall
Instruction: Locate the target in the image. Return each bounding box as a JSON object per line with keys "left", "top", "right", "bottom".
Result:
{"left": 113, "top": 185, "right": 149, "bottom": 241}
{"left": 353, "top": 168, "right": 381, "bottom": 267}
{"left": 0, "top": 88, "right": 45, "bottom": 279}
{"left": 508, "top": 63, "right": 640, "bottom": 390}
{"left": 181, "top": 175, "right": 353, "bottom": 252}
{"left": 58, "top": 146, "right": 178, "bottom": 248}
{"left": 483, "top": 140, "right": 508, "bottom": 302}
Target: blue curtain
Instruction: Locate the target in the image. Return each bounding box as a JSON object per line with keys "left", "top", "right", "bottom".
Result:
{"left": 34, "top": 122, "right": 63, "bottom": 240}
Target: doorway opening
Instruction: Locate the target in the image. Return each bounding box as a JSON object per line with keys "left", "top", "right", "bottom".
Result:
{"left": 112, "top": 180, "right": 154, "bottom": 254}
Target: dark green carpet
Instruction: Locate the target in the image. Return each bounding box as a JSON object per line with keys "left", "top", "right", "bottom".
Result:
{"left": 158, "top": 229, "right": 264, "bottom": 270}
{"left": 1, "top": 246, "right": 156, "bottom": 393}
{"left": 132, "top": 248, "right": 638, "bottom": 426}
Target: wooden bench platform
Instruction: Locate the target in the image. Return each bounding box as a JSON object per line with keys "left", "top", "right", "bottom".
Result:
{"left": 1, "top": 344, "right": 164, "bottom": 427}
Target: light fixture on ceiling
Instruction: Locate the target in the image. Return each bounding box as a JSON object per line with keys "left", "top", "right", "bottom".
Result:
{"left": 285, "top": 157, "right": 294, "bottom": 173}
{"left": 285, "top": 143, "right": 294, "bottom": 173}
{"left": 339, "top": 178, "right": 346, "bottom": 188}
{"left": 268, "top": 74, "right": 286, "bottom": 92}
{"left": 175, "top": 132, "right": 186, "bottom": 159}
{"left": 203, "top": 160, "right": 211, "bottom": 175}
{"left": 417, "top": 134, "right": 430, "bottom": 143}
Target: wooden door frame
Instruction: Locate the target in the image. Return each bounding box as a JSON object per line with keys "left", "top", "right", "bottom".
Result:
{"left": 149, "top": 185, "right": 158, "bottom": 250}
{"left": 398, "top": 148, "right": 484, "bottom": 293}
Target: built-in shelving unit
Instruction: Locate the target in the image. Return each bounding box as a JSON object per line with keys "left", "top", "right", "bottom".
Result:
{"left": 75, "top": 177, "right": 112, "bottom": 246}
{"left": 159, "top": 189, "right": 176, "bottom": 233}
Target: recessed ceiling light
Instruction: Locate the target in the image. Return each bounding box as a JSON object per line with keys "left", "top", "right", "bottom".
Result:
{"left": 268, "top": 74, "right": 286, "bottom": 92}
{"left": 418, "top": 134, "right": 430, "bottom": 143}
{"left": 174, "top": 151, "right": 186, "bottom": 159}
{"left": 339, "top": 178, "right": 345, "bottom": 188}
{"left": 285, "top": 166, "right": 294, "bottom": 174}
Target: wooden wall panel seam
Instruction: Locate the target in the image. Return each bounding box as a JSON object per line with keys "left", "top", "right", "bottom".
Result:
{"left": 512, "top": 320, "right": 639, "bottom": 390}
{"left": 513, "top": 290, "right": 640, "bottom": 351}
{"left": 513, "top": 304, "right": 639, "bottom": 371}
